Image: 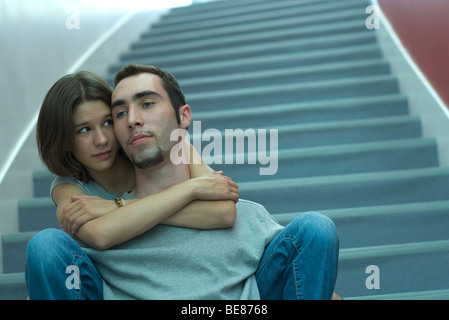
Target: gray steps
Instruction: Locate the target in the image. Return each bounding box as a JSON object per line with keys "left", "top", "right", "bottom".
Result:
{"left": 1, "top": 232, "right": 37, "bottom": 274}
{"left": 275, "top": 200, "right": 449, "bottom": 248}
{"left": 0, "top": 273, "right": 26, "bottom": 300}
{"left": 238, "top": 167, "right": 449, "bottom": 213}
{"left": 161, "top": 0, "right": 369, "bottom": 32}
{"left": 187, "top": 75, "right": 399, "bottom": 110}
{"left": 106, "top": 43, "right": 384, "bottom": 84}
{"left": 191, "top": 115, "right": 422, "bottom": 150}
{"left": 194, "top": 94, "right": 409, "bottom": 131}
{"left": 349, "top": 289, "right": 449, "bottom": 300}
{"left": 108, "top": 31, "right": 377, "bottom": 72}
{"left": 181, "top": 59, "right": 391, "bottom": 93}
{"left": 33, "top": 170, "right": 55, "bottom": 198}
{"left": 210, "top": 138, "right": 438, "bottom": 181}
{"left": 172, "top": 44, "right": 383, "bottom": 79}
{"left": 18, "top": 198, "right": 58, "bottom": 232}
{"left": 139, "top": 8, "right": 366, "bottom": 46}
{"left": 125, "top": 20, "right": 368, "bottom": 60}
{"left": 335, "top": 240, "right": 449, "bottom": 298}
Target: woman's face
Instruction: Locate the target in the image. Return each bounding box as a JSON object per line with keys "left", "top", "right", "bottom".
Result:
{"left": 71, "top": 100, "right": 119, "bottom": 174}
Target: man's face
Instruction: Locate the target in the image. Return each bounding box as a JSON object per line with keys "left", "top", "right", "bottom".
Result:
{"left": 111, "top": 73, "right": 188, "bottom": 169}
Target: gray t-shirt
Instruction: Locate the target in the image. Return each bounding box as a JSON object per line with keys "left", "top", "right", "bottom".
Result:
{"left": 51, "top": 176, "right": 283, "bottom": 300}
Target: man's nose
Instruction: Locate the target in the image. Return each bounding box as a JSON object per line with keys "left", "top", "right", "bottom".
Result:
{"left": 128, "top": 105, "right": 144, "bottom": 129}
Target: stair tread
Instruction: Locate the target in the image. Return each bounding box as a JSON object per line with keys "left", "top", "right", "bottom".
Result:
{"left": 348, "top": 288, "right": 449, "bottom": 300}
{"left": 181, "top": 58, "right": 390, "bottom": 88}
{"left": 339, "top": 239, "right": 449, "bottom": 260}
{"left": 139, "top": 7, "right": 365, "bottom": 45}
{"left": 162, "top": 0, "right": 368, "bottom": 29}
{"left": 240, "top": 166, "right": 449, "bottom": 191}
{"left": 113, "top": 32, "right": 377, "bottom": 67}
{"left": 128, "top": 19, "right": 367, "bottom": 57}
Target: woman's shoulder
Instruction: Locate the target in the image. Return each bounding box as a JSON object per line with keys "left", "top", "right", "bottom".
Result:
{"left": 51, "top": 176, "right": 119, "bottom": 199}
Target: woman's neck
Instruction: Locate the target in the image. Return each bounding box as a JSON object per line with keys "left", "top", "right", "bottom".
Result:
{"left": 89, "top": 155, "right": 136, "bottom": 195}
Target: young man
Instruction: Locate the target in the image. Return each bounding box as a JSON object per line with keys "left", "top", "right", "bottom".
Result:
{"left": 82, "top": 64, "right": 338, "bottom": 299}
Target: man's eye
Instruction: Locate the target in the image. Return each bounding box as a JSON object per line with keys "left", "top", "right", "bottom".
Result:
{"left": 116, "top": 111, "right": 127, "bottom": 118}
{"left": 104, "top": 119, "right": 113, "bottom": 126}
{"left": 143, "top": 101, "right": 154, "bottom": 108}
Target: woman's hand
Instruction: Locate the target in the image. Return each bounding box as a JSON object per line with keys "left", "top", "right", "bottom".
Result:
{"left": 190, "top": 171, "right": 239, "bottom": 203}
{"left": 61, "top": 195, "right": 117, "bottom": 235}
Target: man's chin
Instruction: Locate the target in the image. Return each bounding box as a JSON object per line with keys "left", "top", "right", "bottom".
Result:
{"left": 131, "top": 151, "right": 164, "bottom": 169}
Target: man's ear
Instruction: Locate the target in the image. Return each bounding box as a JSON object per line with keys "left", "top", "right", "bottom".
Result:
{"left": 179, "top": 104, "right": 192, "bottom": 129}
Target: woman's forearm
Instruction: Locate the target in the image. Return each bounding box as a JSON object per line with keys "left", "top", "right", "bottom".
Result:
{"left": 161, "top": 199, "right": 236, "bottom": 229}
{"left": 77, "top": 181, "right": 195, "bottom": 250}
{"left": 76, "top": 173, "right": 238, "bottom": 250}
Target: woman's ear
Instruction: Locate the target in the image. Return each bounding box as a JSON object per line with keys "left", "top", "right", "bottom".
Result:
{"left": 179, "top": 104, "right": 192, "bottom": 129}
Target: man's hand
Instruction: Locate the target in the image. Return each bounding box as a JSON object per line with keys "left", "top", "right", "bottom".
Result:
{"left": 61, "top": 196, "right": 117, "bottom": 235}
{"left": 191, "top": 171, "right": 239, "bottom": 203}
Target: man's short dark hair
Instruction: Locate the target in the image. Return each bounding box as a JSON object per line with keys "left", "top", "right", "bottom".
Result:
{"left": 114, "top": 64, "right": 186, "bottom": 124}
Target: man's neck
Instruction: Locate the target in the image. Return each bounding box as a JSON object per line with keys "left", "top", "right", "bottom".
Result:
{"left": 132, "top": 159, "right": 190, "bottom": 198}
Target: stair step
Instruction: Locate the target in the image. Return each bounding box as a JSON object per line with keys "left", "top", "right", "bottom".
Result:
{"left": 348, "top": 288, "right": 449, "bottom": 300}
{"left": 139, "top": 7, "right": 366, "bottom": 47}
{"left": 190, "top": 115, "right": 421, "bottom": 150}
{"left": 0, "top": 273, "right": 26, "bottom": 300}
{"left": 208, "top": 138, "right": 437, "bottom": 180}
{"left": 18, "top": 198, "right": 58, "bottom": 232}
{"left": 181, "top": 59, "right": 391, "bottom": 93}
{"left": 194, "top": 94, "right": 409, "bottom": 130}
{"left": 275, "top": 200, "right": 449, "bottom": 248}
{"left": 187, "top": 75, "right": 399, "bottom": 111}
{"left": 161, "top": 0, "right": 369, "bottom": 32}
{"left": 33, "top": 170, "right": 55, "bottom": 198}
{"left": 335, "top": 240, "right": 449, "bottom": 298}
{"left": 2, "top": 231, "right": 37, "bottom": 273}
{"left": 108, "top": 32, "right": 377, "bottom": 72}
{"left": 238, "top": 167, "right": 449, "bottom": 213}
{"left": 106, "top": 43, "right": 383, "bottom": 83}
{"left": 127, "top": 20, "right": 367, "bottom": 59}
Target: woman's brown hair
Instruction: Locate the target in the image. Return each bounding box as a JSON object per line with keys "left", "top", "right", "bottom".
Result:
{"left": 36, "top": 71, "right": 112, "bottom": 182}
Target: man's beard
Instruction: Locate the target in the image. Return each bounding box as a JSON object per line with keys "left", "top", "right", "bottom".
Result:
{"left": 131, "top": 145, "right": 165, "bottom": 169}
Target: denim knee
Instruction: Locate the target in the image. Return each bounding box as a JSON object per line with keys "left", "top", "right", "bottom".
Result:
{"left": 26, "top": 228, "right": 71, "bottom": 268}
{"left": 289, "top": 211, "right": 339, "bottom": 248}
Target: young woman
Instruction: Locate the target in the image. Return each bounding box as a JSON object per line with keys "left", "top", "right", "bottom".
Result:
{"left": 26, "top": 71, "right": 238, "bottom": 299}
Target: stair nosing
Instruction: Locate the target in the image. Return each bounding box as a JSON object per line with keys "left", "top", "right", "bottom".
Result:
{"left": 338, "top": 239, "right": 449, "bottom": 261}
{"left": 238, "top": 166, "right": 449, "bottom": 192}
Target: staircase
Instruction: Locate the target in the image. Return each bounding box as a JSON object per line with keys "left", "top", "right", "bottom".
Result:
{"left": 2, "top": 0, "right": 449, "bottom": 300}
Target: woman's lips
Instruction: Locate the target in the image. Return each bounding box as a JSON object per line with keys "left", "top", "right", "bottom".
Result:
{"left": 94, "top": 150, "right": 111, "bottom": 159}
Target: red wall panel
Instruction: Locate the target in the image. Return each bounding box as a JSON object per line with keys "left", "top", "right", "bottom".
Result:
{"left": 378, "top": 0, "right": 449, "bottom": 108}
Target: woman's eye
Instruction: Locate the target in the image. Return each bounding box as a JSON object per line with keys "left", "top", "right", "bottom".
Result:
{"left": 79, "top": 127, "right": 90, "bottom": 134}
{"left": 104, "top": 119, "right": 113, "bottom": 126}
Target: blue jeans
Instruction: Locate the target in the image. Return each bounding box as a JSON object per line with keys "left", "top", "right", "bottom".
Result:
{"left": 25, "top": 212, "right": 338, "bottom": 300}
{"left": 25, "top": 228, "right": 103, "bottom": 300}
{"left": 256, "top": 212, "right": 339, "bottom": 300}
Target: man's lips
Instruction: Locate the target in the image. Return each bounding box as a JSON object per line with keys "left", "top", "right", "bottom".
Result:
{"left": 129, "top": 133, "right": 152, "bottom": 146}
